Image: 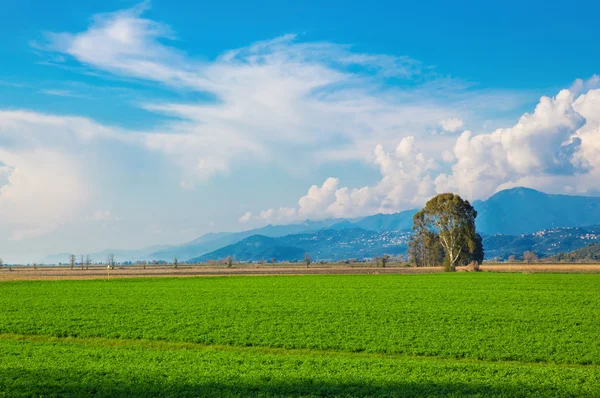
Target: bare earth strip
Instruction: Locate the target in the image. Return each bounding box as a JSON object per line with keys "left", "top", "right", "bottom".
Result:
{"left": 1, "top": 263, "right": 600, "bottom": 281}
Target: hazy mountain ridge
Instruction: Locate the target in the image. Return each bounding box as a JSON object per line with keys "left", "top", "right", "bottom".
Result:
{"left": 193, "top": 225, "right": 600, "bottom": 263}
{"left": 474, "top": 187, "right": 600, "bottom": 235}
{"left": 192, "top": 228, "right": 412, "bottom": 263}
{"left": 41, "top": 187, "right": 600, "bottom": 264}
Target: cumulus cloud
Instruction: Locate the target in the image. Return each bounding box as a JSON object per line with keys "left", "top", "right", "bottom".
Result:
{"left": 441, "top": 150, "right": 455, "bottom": 163}
{"left": 436, "top": 89, "right": 588, "bottom": 199}
{"left": 245, "top": 137, "right": 439, "bottom": 223}
{"left": 439, "top": 117, "right": 464, "bottom": 132}
{"left": 243, "top": 82, "right": 600, "bottom": 224}
{"left": 238, "top": 212, "right": 252, "bottom": 223}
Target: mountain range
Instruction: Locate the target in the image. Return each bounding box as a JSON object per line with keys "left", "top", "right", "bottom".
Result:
{"left": 192, "top": 229, "right": 413, "bottom": 263}
{"left": 41, "top": 187, "right": 600, "bottom": 264}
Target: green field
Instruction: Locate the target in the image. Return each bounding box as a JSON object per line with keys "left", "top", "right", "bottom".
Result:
{"left": 1, "top": 274, "right": 600, "bottom": 397}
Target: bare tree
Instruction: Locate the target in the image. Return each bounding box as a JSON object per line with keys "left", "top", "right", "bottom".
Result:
{"left": 3, "top": 259, "right": 14, "bottom": 272}
{"left": 80, "top": 254, "right": 85, "bottom": 270}
{"left": 69, "top": 254, "right": 76, "bottom": 271}
{"left": 85, "top": 255, "right": 92, "bottom": 270}
{"left": 107, "top": 253, "right": 116, "bottom": 270}
{"left": 304, "top": 253, "right": 311, "bottom": 268}
{"left": 173, "top": 257, "right": 179, "bottom": 269}
{"left": 142, "top": 260, "right": 147, "bottom": 270}
{"left": 226, "top": 256, "right": 233, "bottom": 268}
{"left": 381, "top": 254, "right": 390, "bottom": 268}
{"left": 507, "top": 255, "right": 516, "bottom": 263}
{"left": 523, "top": 251, "right": 538, "bottom": 264}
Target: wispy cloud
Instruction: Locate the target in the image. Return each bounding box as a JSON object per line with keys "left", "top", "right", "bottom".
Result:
{"left": 0, "top": 79, "right": 29, "bottom": 88}
{"left": 0, "top": 2, "right": 542, "bottom": 243}
{"left": 39, "top": 89, "right": 88, "bottom": 98}
{"left": 31, "top": 2, "right": 529, "bottom": 185}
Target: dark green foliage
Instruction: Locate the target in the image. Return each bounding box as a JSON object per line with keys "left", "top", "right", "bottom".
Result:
{"left": 555, "top": 243, "right": 600, "bottom": 262}
{"left": 411, "top": 194, "right": 480, "bottom": 270}
{"left": 458, "top": 233, "right": 484, "bottom": 266}
{"left": 408, "top": 228, "right": 444, "bottom": 267}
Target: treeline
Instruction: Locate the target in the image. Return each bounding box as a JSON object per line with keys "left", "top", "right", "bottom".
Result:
{"left": 553, "top": 243, "right": 600, "bottom": 262}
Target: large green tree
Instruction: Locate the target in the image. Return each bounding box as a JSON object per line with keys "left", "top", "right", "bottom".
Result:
{"left": 408, "top": 213, "right": 444, "bottom": 267}
{"left": 410, "top": 193, "right": 480, "bottom": 271}
{"left": 458, "top": 233, "right": 484, "bottom": 266}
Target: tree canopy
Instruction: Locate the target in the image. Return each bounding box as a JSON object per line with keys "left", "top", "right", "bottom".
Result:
{"left": 409, "top": 193, "right": 482, "bottom": 271}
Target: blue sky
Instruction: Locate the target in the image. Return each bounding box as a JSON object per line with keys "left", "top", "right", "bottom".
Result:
{"left": 1, "top": 0, "right": 599, "bottom": 263}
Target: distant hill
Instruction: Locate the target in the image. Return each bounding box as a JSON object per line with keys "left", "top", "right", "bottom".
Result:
{"left": 553, "top": 243, "right": 600, "bottom": 262}
{"left": 193, "top": 225, "right": 600, "bottom": 263}
{"left": 146, "top": 218, "right": 350, "bottom": 261}
{"left": 352, "top": 210, "right": 415, "bottom": 232}
{"left": 483, "top": 226, "right": 600, "bottom": 260}
{"left": 194, "top": 235, "right": 306, "bottom": 263}
{"left": 41, "top": 187, "right": 600, "bottom": 264}
{"left": 473, "top": 187, "right": 600, "bottom": 235}
{"left": 41, "top": 219, "right": 350, "bottom": 264}
{"left": 192, "top": 228, "right": 412, "bottom": 263}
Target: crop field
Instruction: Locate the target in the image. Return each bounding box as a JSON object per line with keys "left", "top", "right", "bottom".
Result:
{"left": 1, "top": 274, "right": 600, "bottom": 396}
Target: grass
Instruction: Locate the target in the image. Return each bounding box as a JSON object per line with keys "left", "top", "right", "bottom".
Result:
{"left": 1, "top": 273, "right": 600, "bottom": 396}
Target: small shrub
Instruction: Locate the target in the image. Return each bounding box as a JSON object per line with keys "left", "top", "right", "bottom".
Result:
{"left": 442, "top": 257, "right": 454, "bottom": 272}
{"left": 466, "top": 261, "right": 481, "bottom": 272}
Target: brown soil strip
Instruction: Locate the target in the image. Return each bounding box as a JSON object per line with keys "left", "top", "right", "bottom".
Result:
{"left": 1, "top": 264, "right": 599, "bottom": 281}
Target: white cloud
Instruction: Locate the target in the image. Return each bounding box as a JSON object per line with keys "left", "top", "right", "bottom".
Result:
{"left": 439, "top": 117, "right": 464, "bottom": 132}
{"left": 570, "top": 74, "right": 600, "bottom": 95}
{"left": 243, "top": 83, "right": 600, "bottom": 224}
{"left": 39, "top": 89, "right": 87, "bottom": 98}
{"left": 247, "top": 137, "right": 439, "bottom": 223}
{"left": 34, "top": 3, "right": 527, "bottom": 188}
{"left": 10, "top": 2, "right": 593, "bottom": 249}
{"left": 437, "top": 89, "right": 587, "bottom": 199}
{"left": 239, "top": 212, "right": 252, "bottom": 223}
{"left": 0, "top": 110, "right": 124, "bottom": 240}
{"left": 0, "top": 148, "right": 85, "bottom": 240}
{"left": 442, "top": 150, "right": 455, "bottom": 163}
{"left": 89, "top": 210, "right": 115, "bottom": 221}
